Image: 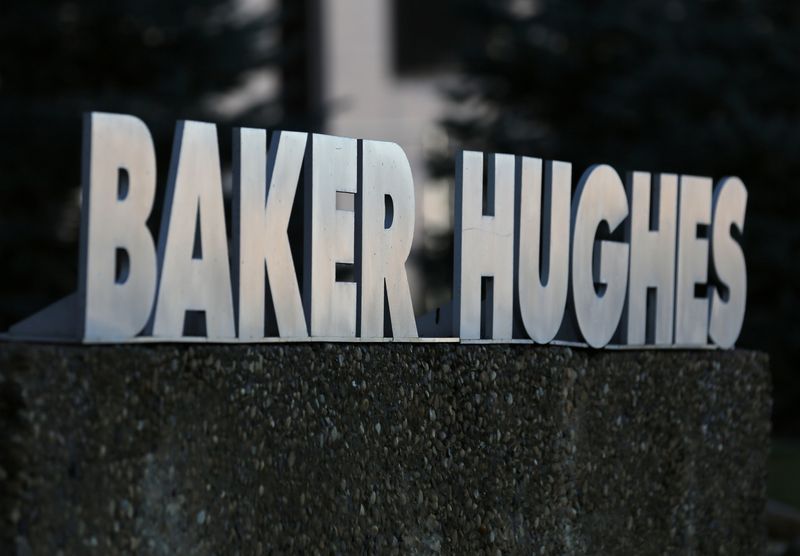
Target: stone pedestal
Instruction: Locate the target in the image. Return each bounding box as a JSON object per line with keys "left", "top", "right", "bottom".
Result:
{"left": 0, "top": 343, "right": 770, "bottom": 554}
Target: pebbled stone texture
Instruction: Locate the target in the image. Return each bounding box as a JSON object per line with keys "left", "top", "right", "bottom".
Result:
{"left": 0, "top": 343, "right": 770, "bottom": 555}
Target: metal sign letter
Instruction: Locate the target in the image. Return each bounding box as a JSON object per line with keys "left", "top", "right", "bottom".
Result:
{"left": 453, "top": 151, "right": 515, "bottom": 340}
{"left": 79, "top": 112, "right": 158, "bottom": 341}
{"left": 516, "top": 157, "right": 571, "bottom": 343}
{"left": 571, "top": 164, "right": 630, "bottom": 348}
{"left": 303, "top": 134, "right": 358, "bottom": 337}
{"left": 624, "top": 172, "right": 678, "bottom": 345}
{"left": 233, "top": 129, "right": 308, "bottom": 339}
{"left": 709, "top": 177, "right": 748, "bottom": 348}
{"left": 674, "top": 175, "right": 712, "bottom": 345}
{"left": 357, "top": 140, "right": 418, "bottom": 338}
{"left": 152, "top": 121, "right": 236, "bottom": 339}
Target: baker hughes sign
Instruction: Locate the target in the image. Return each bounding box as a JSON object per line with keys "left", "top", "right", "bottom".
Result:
{"left": 8, "top": 113, "right": 747, "bottom": 348}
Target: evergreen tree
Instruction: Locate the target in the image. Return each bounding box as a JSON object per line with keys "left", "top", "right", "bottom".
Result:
{"left": 439, "top": 0, "right": 800, "bottom": 431}
{"left": 0, "top": 0, "right": 285, "bottom": 327}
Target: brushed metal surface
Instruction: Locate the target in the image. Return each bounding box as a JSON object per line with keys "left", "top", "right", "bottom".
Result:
{"left": 453, "top": 151, "right": 515, "bottom": 340}
{"left": 357, "top": 140, "right": 418, "bottom": 338}
{"left": 709, "top": 177, "right": 748, "bottom": 348}
{"left": 233, "top": 128, "right": 308, "bottom": 339}
{"left": 3, "top": 111, "right": 751, "bottom": 349}
{"left": 624, "top": 172, "right": 678, "bottom": 345}
{"left": 303, "top": 134, "right": 358, "bottom": 338}
{"left": 152, "top": 121, "right": 236, "bottom": 339}
{"left": 79, "top": 112, "right": 158, "bottom": 341}
{"left": 674, "top": 175, "right": 712, "bottom": 345}
{"left": 571, "top": 164, "right": 630, "bottom": 348}
{"left": 516, "top": 157, "right": 571, "bottom": 343}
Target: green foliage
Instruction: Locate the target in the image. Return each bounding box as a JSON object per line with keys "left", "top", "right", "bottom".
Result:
{"left": 0, "top": 0, "right": 282, "bottom": 325}
{"left": 440, "top": 0, "right": 800, "bottom": 431}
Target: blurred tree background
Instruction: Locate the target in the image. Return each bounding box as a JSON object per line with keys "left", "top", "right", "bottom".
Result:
{"left": 435, "top": 0, "right": 800, "bottom": 434}
{"left": 0, "top": 0, "right": 311, "bottom": 331}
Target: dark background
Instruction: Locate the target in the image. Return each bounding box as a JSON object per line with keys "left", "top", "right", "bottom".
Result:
{"left": 0, "top": 0, "right": 796, "bottom": 446}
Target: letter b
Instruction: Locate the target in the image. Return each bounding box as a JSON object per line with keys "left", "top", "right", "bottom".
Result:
{"left": 79, "top": 112, "right": 158, "bottom": 340}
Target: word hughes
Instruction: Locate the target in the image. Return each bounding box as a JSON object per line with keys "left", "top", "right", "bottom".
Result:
{"left": 10, "top": 113, "right": 746, "bottom": 348}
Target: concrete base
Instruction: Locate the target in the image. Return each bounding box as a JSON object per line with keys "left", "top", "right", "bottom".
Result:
{"left": 0, "top": 343, "right": 770, "bottom": 554}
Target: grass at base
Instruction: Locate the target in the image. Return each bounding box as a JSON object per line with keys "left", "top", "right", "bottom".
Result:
{"left": 768, "top": 437, "right": 800, "bottom": 510}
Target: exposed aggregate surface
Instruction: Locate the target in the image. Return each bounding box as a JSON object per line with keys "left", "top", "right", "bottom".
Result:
{"left": 0, "top": 343, "right": 770, "bottom": 555}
